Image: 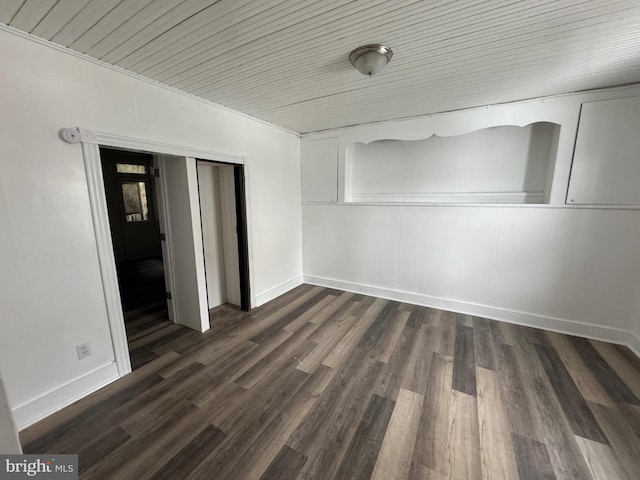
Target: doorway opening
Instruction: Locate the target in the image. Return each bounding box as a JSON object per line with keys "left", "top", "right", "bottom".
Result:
{"left": 97, "top": 146, "right": 252, "bottom": 372}
{"left": 100, "top": 148, "right": 170, "bottom": 370}
{"left": 196, "top": 160, "right": 251, "bottom": 313}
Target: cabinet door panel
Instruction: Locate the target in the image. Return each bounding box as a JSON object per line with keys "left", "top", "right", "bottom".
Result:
{"left": 568, "top": 96, "right": 640, "bottom": 205}
{"left": 303, "top": 137, "right": 338, "bottom": 203}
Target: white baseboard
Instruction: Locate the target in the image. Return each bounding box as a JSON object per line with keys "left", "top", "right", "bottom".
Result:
{"left": 304, "top": 275, "right": 637, "bottom": 352}
{"left": 628, "top": 332, "right": 640, "bottom": 358}
{"left": 255, "top": 275, "right": 304, "bottom": 307}
{"left": 13, "top": 362, "right": 119, "bottom": 431}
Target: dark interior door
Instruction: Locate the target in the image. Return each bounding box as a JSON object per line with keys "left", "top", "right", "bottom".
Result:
{"left": 100, "top": 148, "right": 161, "bottom": 262}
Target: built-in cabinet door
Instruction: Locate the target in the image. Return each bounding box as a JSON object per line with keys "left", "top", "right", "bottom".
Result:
{"left": 567, "top": 96, "right": 640, "bottom": 205}
{"left": 302, "top": 137, "right": 339, "bottom": 203}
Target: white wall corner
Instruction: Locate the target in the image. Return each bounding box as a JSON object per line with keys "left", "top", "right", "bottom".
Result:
{"left": 303, "top": 275, "right": 638, "bottom": 353}
{"left": 0, "top": 375, "right": 21, "bottom": 453}
{"left": 12, "top": 363, "right": 119, "bottom": 431}
{"left": 255, "top": 275, "right": 304, "bottom": 307}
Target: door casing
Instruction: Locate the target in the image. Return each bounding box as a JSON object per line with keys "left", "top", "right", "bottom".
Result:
{"left": 77, "top": 128, "right": 255, "bottom": 377}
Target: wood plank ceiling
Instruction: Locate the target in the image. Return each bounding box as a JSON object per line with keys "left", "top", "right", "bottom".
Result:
{"left": 2, "top": 0, "right": 640, "bottom": 133}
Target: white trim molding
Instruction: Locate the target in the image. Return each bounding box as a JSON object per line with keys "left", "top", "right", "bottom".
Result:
{"left": 81, "top": 141, "right": 132, "bottom": 377}
{"left": 13, "top": 363, "right": 119, "bottom": 430}
{"left": 304, "top": 275, "right": 639, "bottom": 355}
{"left": 255, "top": 275, "right": 304, "bottom": 307}
{"left": 349, "top": 191, "right": 545, "bottom": 205}
{"left": 77, "top": 128, "right": 246, "bottom": 164}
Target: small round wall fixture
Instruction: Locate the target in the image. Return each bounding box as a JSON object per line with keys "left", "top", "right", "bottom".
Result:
{"left": 349, "top": 44, "right": 393, "bottom": 77}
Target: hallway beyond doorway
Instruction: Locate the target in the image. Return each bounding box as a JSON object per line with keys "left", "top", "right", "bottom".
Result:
{"left": 117, "top": 258, "right": 171, "bottom": 370}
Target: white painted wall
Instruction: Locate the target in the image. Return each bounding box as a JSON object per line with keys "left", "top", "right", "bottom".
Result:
{"left": 302, "top": 85, "right": 640, "bottom": 353}
{"left": 0, "top": 29, "right": 302, "bottom": 428}
{"left": 303, "top": 204, "right": 640, "bottom": 338}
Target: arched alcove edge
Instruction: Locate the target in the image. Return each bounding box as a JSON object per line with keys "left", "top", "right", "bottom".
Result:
{"left": 342, "top": 122, "right": 561, "bottom": 205}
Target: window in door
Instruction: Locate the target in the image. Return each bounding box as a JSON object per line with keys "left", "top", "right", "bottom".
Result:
{"left": 121, "top": 181, "right": 149, "bottom": 222}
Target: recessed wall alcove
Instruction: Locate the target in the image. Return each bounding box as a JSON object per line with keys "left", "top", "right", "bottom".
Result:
{"left": 344, "top": 122, "right": 560, "bottom": 204}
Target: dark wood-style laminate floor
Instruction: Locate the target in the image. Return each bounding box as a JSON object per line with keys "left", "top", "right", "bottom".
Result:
{"left": 117, "top": 258, "right": 172, "bottom": 370}
{"left": 20, "top": 285, "right": 640, "bottom": 479}
{"left": 117, "top": 258, "right": 167, "bottom": 313}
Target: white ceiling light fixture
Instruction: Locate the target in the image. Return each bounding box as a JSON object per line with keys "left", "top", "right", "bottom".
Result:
{"left": 349, "top": 44, "right": 393, "bottom": 77}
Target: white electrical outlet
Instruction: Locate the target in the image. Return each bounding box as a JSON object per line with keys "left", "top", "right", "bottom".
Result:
{"left": 76, "top": 343, "right": 92, "bottom": 360}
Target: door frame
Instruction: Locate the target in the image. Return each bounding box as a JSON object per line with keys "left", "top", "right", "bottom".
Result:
{"left": 76, "top": 128, "right": 255, "bottom": 377}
